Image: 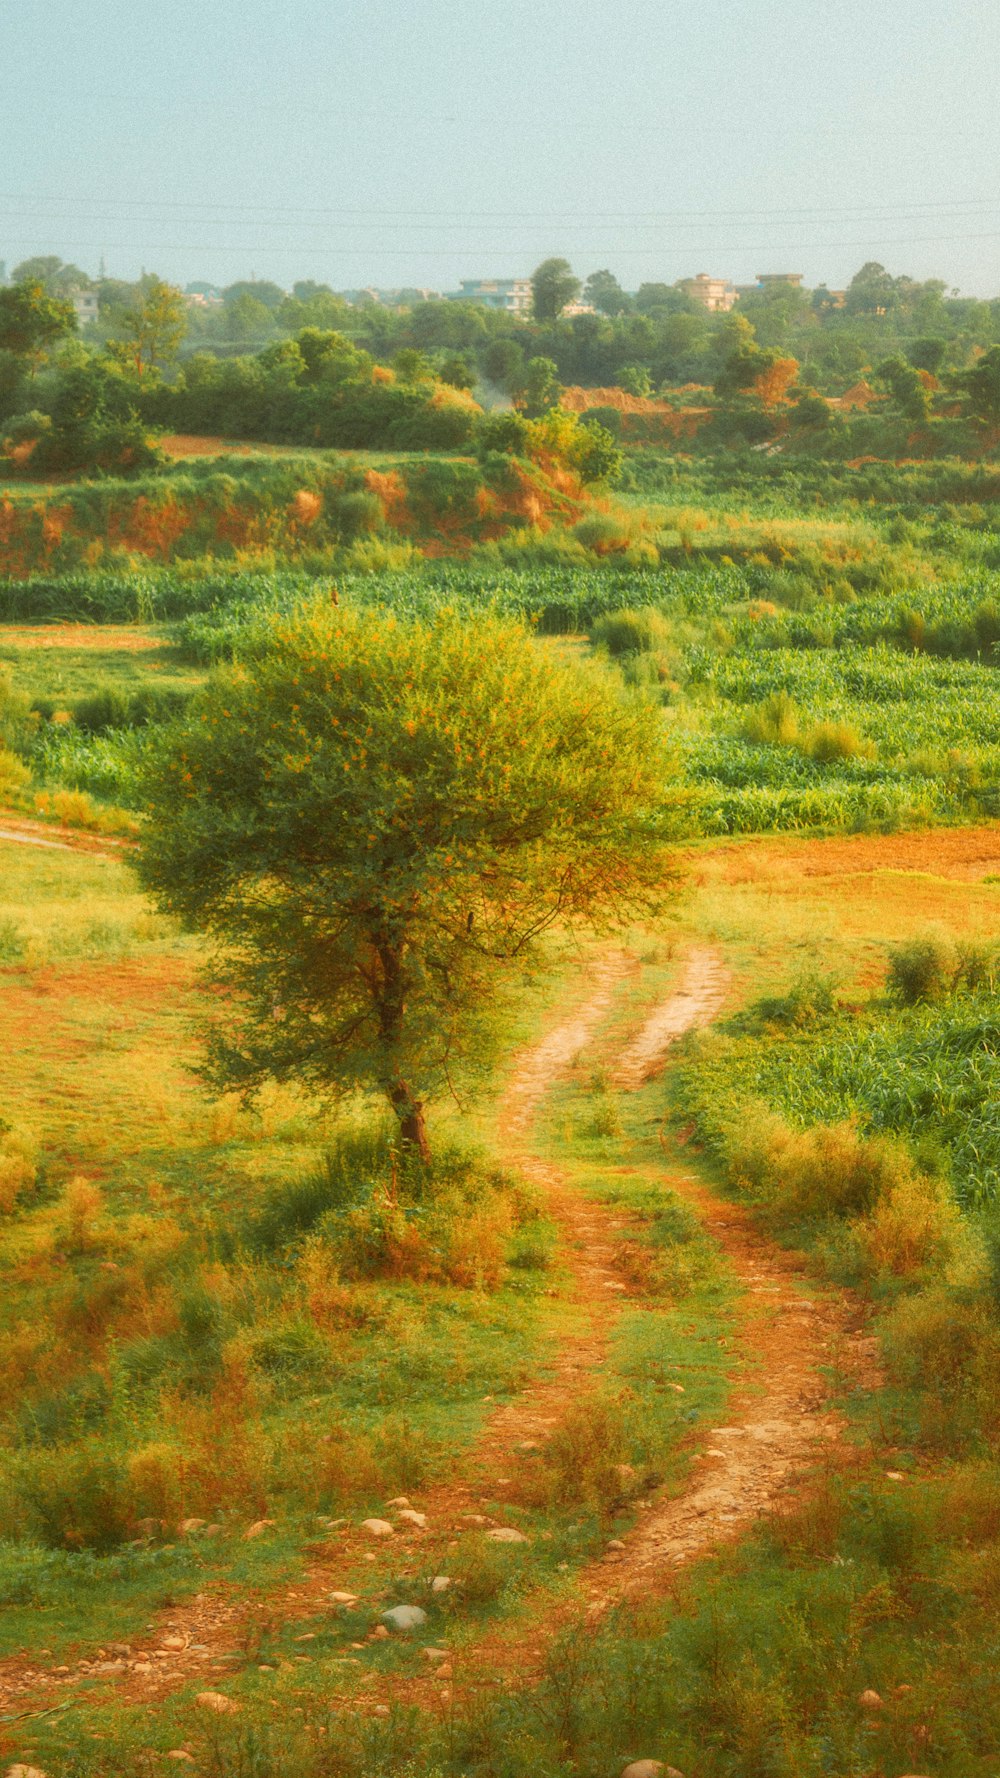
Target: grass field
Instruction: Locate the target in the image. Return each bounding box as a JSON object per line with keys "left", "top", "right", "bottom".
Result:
{"left": 4, "top": 452, "right": 1000, "bottom": 1774}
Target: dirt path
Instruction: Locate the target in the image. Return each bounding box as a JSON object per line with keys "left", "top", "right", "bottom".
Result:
{"left": 0, "top": 816, "right": 127, "bottom": 855}
{"left": 0, "top": 948, "right": 878, "bottom": 1730}
{"left": 614, "top": 944, "right": 730, "bottom": 1089}
{"left": 585, "top": 1167, "right": 879, "bottom": 1612}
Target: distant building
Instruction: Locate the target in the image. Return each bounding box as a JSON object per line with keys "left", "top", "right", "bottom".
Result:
{"left": 70, "top": 289, "right": 99, "bottom": 328}
{"left": 560, "top": 300, "right": 597, "bottom": 318}
{"left": 454, "top": 278, "right": 533, "bottom": 316}
{"left": 185, "top": 283, "right": 223, "bottom": 307}
{"left": 675, "top": 274, "right": 738, "bottom": 313}
{"left": 755, "top": 273, "right": 805, "bottom": 291}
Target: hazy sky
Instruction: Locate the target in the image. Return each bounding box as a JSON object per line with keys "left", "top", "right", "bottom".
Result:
{"left": 4, "top": 0, "right": 999, "bottom": 295}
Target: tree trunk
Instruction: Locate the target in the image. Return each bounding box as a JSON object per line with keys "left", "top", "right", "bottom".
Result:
{"left": 387, "top": 1078, "right": 431, "bottom": 1163}
{"left": 372, "top": 933, "right": 431, "bottom": 1162}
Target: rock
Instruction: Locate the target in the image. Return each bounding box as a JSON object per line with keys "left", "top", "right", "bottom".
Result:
{"left": 203, "top": 1523, "right": 223, "bottom": 1538}
{"left": 133, "top": 1518, "right": 161, "bottom": 1539}
{"left": 421, "top": 1646, "right": 450, "bottom": 1662}
{"left": 607, "top": 1539, "right": 626, "bottom": 1551}
{"left": 487, "top": 1527, "right": 529, "bottom": 1544}
{"left": 431, "top": 1576, "right": 452, "bottom": 1593}
{"left": 161, "top": 1635, "right": 186, "bottom": 1651}
{"left": 436, "top": 1661, "right": 453, "bottom": 1679}
{"left": 621, "top": 1763, "right": 665, "bottom": 1778}
{"left": 381, "top": 1605, "right": 428, "bottom": 1632}
{"left": 858, "top": 1689, "right": 883, "bottom": 1710}
{"left": 178, "top": 1518, "right": 207, "bottom": 1537}
{"left": 7, "top": 1767, "right": 49, "bottom": 1778}
{"left": 396, "top": 1508, "right": 427, "bottom": 1529}
{"left": 373, "top": 1705, "right": 390, "bottom": 1718}
{"left": 361, "top": 1517, "right": 394, "bottom": 1538}
{"left": 195, "top": 1691, "right": 240, "bottom": 1715}
{"left": 329, "top": 1590, "right": 359, "bottom": 1606}
{"left": 243, "top": 1518, "right": 274, "bottom": 1540}
{"left": 385, "top": 1496, "right": 411, "bottom": 1509}
{"left": 461, "top": 1512, "right": 488, "bottom": 1525}
{"left": 108, "top": 1642, "right": 131, "bottom": 1656}
{"left": 885, "top": 1471, "right": 906, "bottom": 1482}
{"left": 370, "top": 1625, "right": 390, "bottom": 1640}
{"left": 166, "top": 1755, "right": 195, "bottom": 1765}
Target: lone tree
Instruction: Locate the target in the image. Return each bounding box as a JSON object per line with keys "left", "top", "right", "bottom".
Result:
{"left": 136, "top": 604, "right": 675, "bottom": 1158}
{"left": 531, "top": 258, "right": 581, "bottom": 322}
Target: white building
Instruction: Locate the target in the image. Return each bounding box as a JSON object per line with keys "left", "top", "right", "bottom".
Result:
{"left": 70, "top": 289, "right": 99, "bottom": 329}
{"left": 455, "top": 279, "right": 533, "bottom": 316}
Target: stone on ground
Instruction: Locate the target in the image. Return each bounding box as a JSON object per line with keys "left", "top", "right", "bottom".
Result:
{"left": 7, "top": 1766, "right": 49, "bottom": 1778}
{"left": 243, "top": 1518, "right": 274, "bottom": 1540}
{"left": 361, "top": 1517, "right": 394, "bottom": 1537}
{"left": 487, "top": 1527, "right": 529, "bottom": 1543}
{"left": 858, "top": 1689, "right": 883, "bottom": 1709}
{"left": 195, "top": 1691, "right": 240, "bottom": 1714}
{"left": 431, "top": 1575, "right": 452, "bottom": 1592}
{"left": 381, "top": 1604, "right": 428, "bottom": 1632}
{"left": 397, "top": 1508, "right": 428, "bottom": 1528}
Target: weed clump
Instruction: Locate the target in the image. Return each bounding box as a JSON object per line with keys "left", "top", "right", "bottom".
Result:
{"left": 888, "top": 930, "right": 961, "bottom": 1004}
{"left": 590, "top": 605, "right": 670, "bottom": 656}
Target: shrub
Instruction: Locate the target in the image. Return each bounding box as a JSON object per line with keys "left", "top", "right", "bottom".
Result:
{"left": 474, "top": 410, "right": 530, "bottom": 457}
{"left": 888, "top": 932, "right": 960, "bottom": 1005}
{"left": 0, "top": 748, "right": 29, "bottom": 798}
{"left": 21, "top": 1444, "right": 133, "bottom": 1551}
{"left": 743, "top": 690, "right": 800, "bottom": 745}
{"left": 590, "top": 606, "right": 670, "bottom": 656}
{"left": 527, "top": 1393, "right": 637, "bottom": 1515}
{"left": 0, "top": 1120, "right": 37, "bottom": 1212}
{"left": 727, "top": 1107, "right": 915, "bottom": 1223}
{"left": 801, "top": 719, "right": 870, "bottom": 762}
{"left": 450, "top": 1531, "right": 513, "bottom": 1603}
{"left": 752, "top": 973, "right": 837, "bottom": 1028}
{"left": 860, "top": 1168, "right": 964, "bottom": 1277}
{"left": 0, "top": 917, "right": 26, "bottom": 964}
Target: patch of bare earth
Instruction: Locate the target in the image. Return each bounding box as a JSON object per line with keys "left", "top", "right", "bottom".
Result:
{"left": 0, "top": 817, "right": 127, "bottom": 855}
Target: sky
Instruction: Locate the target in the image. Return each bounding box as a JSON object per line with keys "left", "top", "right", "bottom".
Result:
{"left": 3, "top": 0, "right": 999, "bottom": 297}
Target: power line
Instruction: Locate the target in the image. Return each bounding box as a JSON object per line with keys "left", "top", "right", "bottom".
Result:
{"left": 1, "top": 192, "right": 999, "bottom": 223}
{"left": 3, "top": 208, "right": 999, "bottom": 238}
{"left": 3, "top": 231, "right": 1000, "bottom": 259}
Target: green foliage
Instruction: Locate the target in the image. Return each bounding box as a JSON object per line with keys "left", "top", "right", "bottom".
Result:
{"left": 0, "top": 279, "right": 75, "bottom": 365}
{"left": 888, "top": 931, "right": 962, "bottom": 1005}
{"left": 136, "top": 603, "right": 676, "bottom": 1148}
{"left": 531, "top": 257, "right": 581, "bottom": 322}
{"left": 590, "top": 606, "right": 670, "bottom": 657}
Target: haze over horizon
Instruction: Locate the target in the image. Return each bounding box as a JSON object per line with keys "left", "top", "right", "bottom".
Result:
{"left": 5, "top": 0, "right": 999, "bottom": 297}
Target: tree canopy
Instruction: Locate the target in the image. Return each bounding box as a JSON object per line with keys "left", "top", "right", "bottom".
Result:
{"left": 531, "top": 258, "right": 581, "bottom": 322}
{"left": 136, "top": 604, "right": 676, "bottom": 1156}
{"left": 0, "top": 280, "right": 75, "bottom": 366}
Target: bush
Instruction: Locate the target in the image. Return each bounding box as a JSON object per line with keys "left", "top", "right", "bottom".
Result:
{"left": 20, "top": 1444, "right": 133, "bottom": 1551}
{"left": 726, "top": 1107, "right": 916, "bottom": 1222}
{"left": 474, "top": 410, "right": 530, "bottom": 457}
{"left": 743, "top": 691, "right": 801, "bottom": 745}
{"left": 888, "top": 932, "right": 960, "bottom": 1005}
{"left": 0, "top": 747, "right": 29, "bottom": 797}
{"left": 590, "top": 606, "right": 670, "bottom": 656}
{"left": 752, "top": 973, "right": 837, "bottom": 1028}
{"left": 801, "top": 719, "right": 869, "bottom": 763}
